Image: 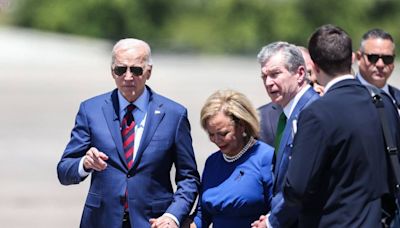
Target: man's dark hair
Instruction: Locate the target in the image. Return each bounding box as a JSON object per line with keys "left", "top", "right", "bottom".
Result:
{"left": 308, "top": 24, "right": 353, "bottom": 76}
{"left": 360, "top": 28, "right": 395, "bottom": 52}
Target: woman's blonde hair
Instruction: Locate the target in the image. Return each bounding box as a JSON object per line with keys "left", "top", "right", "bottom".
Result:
{"left": 200, "top": 89, "right": 260, "bottom": 138}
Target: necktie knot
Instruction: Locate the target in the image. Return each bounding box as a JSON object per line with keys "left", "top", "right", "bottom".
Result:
{"left": 124, "top": 104, "right": 135, "bottom": 126}
{"left": 279, "top": 112, "right": 287, "bottom": 123}
{"left": 126, "top": 104, "right": 135, "bottom": 112}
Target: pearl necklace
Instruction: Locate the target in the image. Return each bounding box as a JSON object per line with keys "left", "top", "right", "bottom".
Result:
{"left": 223, "top": 136, "right": 256, "bottom": 163}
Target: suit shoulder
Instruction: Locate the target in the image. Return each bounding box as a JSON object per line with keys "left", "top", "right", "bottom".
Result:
{"left": 258, "top": 102, "right": 273, "bottom": 110}
{"left": 258, "top": 102, "right": 282, "bottom": 114}
{"left": 81, "top": 91, "right": 112, "bottom": 104}
{"left": 389, "top": 84, "right": 400, "bottom": 92}
{"left": 152, "top": 93, "right": 187, "bottom": 113}
{"left": 389, "top": 84, "right": 400, "bottom": 101}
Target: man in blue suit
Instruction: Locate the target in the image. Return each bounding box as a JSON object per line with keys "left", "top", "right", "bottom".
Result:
{"left": 57, "top": 38, "right": 200, "bottom": 228}
{"left": 283, "top": 24, "right": 390, "bottom": 227}
{"left": 258, "top": 46, "right": 322, "bottom": 147}
{"left": 251, "top": 42, "right": 319, "bottom": 228}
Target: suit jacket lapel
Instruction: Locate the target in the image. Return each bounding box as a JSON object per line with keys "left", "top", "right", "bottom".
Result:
{"left": 130, "top": 90, "right": 165, "bottom": 172}
{"left": 102, "top": 89, "right": 128, "bottom": 169}
{"left": 274, "top": 87, "right": 319, "bottom": 192}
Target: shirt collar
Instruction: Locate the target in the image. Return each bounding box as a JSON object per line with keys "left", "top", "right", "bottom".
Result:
{"left": 118, "top": 88, "right": 149, "bottom": 113}
{"left": 323, "top": 74, "right": 355, "bottom": 93}
{"left": 283, "top": 84, "right": 311, "bottom": 118}
{"left": 356, "top": 73, "right": 390, "bottom": 95}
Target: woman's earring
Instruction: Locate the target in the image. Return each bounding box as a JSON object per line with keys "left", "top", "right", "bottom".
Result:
{"left": 242, "top": 132, "right": 247, "bottom": 137}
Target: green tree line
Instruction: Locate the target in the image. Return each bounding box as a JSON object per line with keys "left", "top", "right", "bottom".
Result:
{"left": 7, "top": 0, "right": 400, "bottom": 54}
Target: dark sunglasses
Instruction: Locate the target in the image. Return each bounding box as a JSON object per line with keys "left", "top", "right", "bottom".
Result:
{"left": 362, "top": 53, "right": 395, "bottom": 65}
{"left": 113, "top": 66, "right": 144, "bottom": 76}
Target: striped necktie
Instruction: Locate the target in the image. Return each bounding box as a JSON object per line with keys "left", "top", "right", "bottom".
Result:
{"left": 121, "top": 104, "right": 135, "bottom": 169}
{"left": 121, "top": 104, "right": 135, "bottom": 210}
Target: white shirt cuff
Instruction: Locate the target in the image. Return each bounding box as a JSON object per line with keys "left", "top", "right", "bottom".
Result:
{"left": 78, "top": 157, "right": 91, "bottom": 177}
{"left": 163, "top": 213, "right": 180, "bottom": 227}
{"left": 266, "top": 213, "right": 273, "bottom": 228}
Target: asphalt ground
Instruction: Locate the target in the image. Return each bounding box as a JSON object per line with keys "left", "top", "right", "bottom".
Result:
{"left": 1, "top": 26, "right": 399, "bottom": 227}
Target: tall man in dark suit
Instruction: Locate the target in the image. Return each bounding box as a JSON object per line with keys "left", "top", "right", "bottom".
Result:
{"left": 283, "top": 24, "right": 390, "bottom": 227}
{"left": 251, "top": 42, "right": 319, "bottom": 228}
{"left": 355, "top": 28, "right": 400, "bottom": 110}
{"left": 57, "top": 38, "right": 200, "bottom": 228}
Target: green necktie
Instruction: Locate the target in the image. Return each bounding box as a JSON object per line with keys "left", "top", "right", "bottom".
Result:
{"left": 274, "top": 112, "right": 287, "bottom": 156}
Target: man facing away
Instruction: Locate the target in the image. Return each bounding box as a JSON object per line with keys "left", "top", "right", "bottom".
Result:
{"left": 282, "top": 24, "right": 390, "bottom": 228}
{"left": 355, "top": 28, "right": 400, "bottom": 110}
{"left": 251, "top": 42, "right": 319, "bottom": 228}
{"left": 57, "top": 38, "right": 200, "bottom": 228}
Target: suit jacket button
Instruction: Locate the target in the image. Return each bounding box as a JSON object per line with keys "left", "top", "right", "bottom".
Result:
{"left": 127, "top": 174, "right": 131, "bottom": 178}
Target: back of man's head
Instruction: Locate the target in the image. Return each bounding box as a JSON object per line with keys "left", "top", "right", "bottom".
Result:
{"left": 308, "top": 24, "right": 353, "bottom": 77}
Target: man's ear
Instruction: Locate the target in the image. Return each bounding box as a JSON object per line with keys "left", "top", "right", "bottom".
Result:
{"left": 355, "top": 51, "right": 362, "bottom": 62}
{"left": 111, "top": 67, "right": 117, "bottom": 79}
{"left": 314, "top": 63, "right": 320, "bottom": 74}
{"left": 146, "top": 65, "right": 152, "bottom": 80}
{"left": 296, "top": 66, "right": 306, "bottom": 83}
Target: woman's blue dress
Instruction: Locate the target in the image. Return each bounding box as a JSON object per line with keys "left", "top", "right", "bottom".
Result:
{"left": 194, "top": 141, "right": 274, "bottom": 228}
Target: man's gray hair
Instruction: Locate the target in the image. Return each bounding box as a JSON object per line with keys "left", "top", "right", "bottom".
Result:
{"left": 257, "top": 41, "right": 305, "bottom": 74}
{"left": 359, "top": 28, "right": 395, "bottom": 52}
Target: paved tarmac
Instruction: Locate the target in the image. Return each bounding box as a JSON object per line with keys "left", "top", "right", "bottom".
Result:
{"left": 1, "top": 26, "right": 399, "bottom": 227}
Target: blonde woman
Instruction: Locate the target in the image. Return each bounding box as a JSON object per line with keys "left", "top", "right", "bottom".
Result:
{"left": 190, "top": 89, "right": 274, "bottom": 228}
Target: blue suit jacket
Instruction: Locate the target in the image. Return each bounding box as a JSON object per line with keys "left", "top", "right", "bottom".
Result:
{"left": 258, "top": 103, "right": 282, "bottom": 146}
{"left": 57, "top": 87, "right": 200, "bottom": 228}
{"left": 268, "top": 86, "right": 319, "bottom": 228}
{"left": 283, "top": 79, "right": 390, "bottom": 227}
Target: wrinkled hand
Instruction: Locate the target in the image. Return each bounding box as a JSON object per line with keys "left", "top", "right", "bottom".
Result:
{"left": 149, "top": 216, "right": 178, "bottom": 228}
{"left": 83, "top": 147, "right": 108, "bottom": 171}
{"left": 251, "top": 214, "right": 268, "bottom": 228}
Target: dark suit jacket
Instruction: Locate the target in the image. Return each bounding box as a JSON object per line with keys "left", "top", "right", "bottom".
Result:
{"left": 283, "top": 79, "right": 390, "bottom": 228}
{"left": 57, "top": 87, "right": 200, "bottom": 228}
{"left": 258, "top": 102, "right": 282, "bottom": 146}
{"left": 356, "top": 72, "right": 400, "bottom": 109}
